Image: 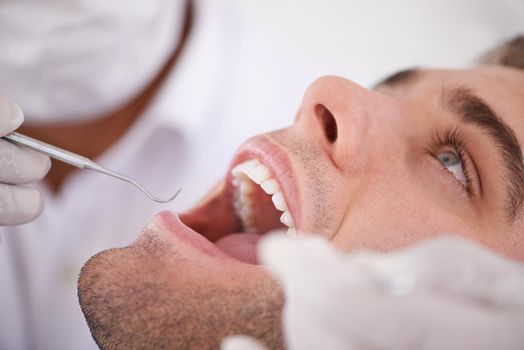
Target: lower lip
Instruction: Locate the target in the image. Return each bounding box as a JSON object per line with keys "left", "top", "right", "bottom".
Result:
{"left": 153, "top": 211, "right": 235, "bottom": 261}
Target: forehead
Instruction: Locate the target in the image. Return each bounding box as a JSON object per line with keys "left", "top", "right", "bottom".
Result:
{"left": 377, "top": 66, "right": 524, "bottom": 142}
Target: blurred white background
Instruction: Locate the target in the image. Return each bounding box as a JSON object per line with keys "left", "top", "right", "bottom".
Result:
{"left": 225, "top": 0, "right": 524, "bottom": 87}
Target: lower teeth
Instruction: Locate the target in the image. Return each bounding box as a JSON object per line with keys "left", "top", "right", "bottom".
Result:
{"left": 233, "top": 174, "right": 258, "bottom": 233}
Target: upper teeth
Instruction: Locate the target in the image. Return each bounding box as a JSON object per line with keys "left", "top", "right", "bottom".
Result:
{"left": 232, "top": 159, "right": 297, "bottom": 237}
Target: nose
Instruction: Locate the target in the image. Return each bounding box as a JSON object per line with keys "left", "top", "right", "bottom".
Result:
{"left": 296, "top": 76, "right": 396, "bottom": 170}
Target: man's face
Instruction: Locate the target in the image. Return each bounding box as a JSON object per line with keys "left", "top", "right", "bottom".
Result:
{"left": 78, "top": 66, "right": 524, "bottom": 349}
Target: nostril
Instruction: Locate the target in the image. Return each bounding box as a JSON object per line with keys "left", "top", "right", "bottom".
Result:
{"left": 315, "top": 104, "right": 338, "bottom": 144}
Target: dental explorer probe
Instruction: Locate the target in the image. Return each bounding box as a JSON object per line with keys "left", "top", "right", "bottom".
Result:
{"left": 2, "top": 132, "right": 181, "bottom": 203}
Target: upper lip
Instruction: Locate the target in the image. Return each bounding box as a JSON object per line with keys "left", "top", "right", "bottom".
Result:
{"left": 225, "top": 134, "right": 302, "bottom": 232}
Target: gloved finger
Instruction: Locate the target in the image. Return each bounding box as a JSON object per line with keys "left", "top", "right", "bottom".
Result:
{"left": 0, "top": 184, "right": 45, "bottom": 225}
{"left": 220, "top": 336, "right": 268, "bottom": 350}
{"left": 0, "top": 96, "right": 24, "bottom": 136}
{"left": 0, "top": 139, "right": 51, "bottom": 184}
{"left": 260, "top": 235, "right": 524, "bottom": 350}
{"left": 259, "top": 233, "right": 341, "bottom": 287}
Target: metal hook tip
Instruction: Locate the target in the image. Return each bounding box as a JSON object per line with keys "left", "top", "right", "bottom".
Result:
{"left": 146, "top": 187, "right": 182, "bottom": 203}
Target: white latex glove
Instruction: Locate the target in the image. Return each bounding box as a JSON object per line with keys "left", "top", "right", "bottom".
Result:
{"left": 258, "top": 234, "right": 524, "bottom": 350}
{"left": 223, "top": 234, "right": 524, "bottom": 350}
{"left": 0, "top": 97, "right": 50, "bottom": 225}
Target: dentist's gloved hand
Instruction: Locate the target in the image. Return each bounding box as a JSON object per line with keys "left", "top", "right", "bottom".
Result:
{"left": 237, "top": 234, "right": 524, "bottom": 350}
{"left": 0, "top": 97, "right": 50, "bottom": 225}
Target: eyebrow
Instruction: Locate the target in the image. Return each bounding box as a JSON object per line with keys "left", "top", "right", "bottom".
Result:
{"left": 441, "top": 86, "right": 524, "bottom": 221}
{"left": 373, "top": 68, "right": 419, "bottom": 89}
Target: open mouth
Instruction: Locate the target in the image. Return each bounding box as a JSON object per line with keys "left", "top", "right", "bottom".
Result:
{"left": 164, "top": 136, "right": 299, "bottom": 265}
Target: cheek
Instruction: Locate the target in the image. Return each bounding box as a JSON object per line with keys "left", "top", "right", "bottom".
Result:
{"left": 329, "top": 180, "right": 461, "bottom": 252}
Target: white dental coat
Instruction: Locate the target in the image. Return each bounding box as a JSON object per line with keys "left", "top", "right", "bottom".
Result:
{"left": 0, "top": 1, "right": 308, "bottom": 349}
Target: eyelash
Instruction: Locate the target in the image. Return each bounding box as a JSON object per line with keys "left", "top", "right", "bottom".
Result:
{"left": 431, "top": 128, "right": 474, "bottom": 194}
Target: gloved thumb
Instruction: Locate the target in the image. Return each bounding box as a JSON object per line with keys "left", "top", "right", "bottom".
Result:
{"left": 0, "top": 96, "right": 24, "bottom": 136}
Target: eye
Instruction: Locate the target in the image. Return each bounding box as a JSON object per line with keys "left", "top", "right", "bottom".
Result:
{"left": 436, "top": 151, "right": 467, "bottom": 188}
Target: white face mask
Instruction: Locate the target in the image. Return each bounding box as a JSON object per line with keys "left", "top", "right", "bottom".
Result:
{"left": 0, "top": 0, "right": 186, "bottom": 123}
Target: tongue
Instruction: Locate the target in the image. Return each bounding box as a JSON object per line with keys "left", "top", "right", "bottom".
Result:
{"left": 215, "top": 233, "right": 262, "bottom": 264}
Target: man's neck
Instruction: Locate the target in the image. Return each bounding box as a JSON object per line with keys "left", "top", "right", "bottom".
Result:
{"left": 20, "top": 1, "right": 193, "bottom": 193}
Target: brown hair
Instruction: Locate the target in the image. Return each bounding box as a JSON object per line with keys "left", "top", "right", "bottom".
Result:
{"left": 479, "top": 35, "right": 524, "bottom": 69}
